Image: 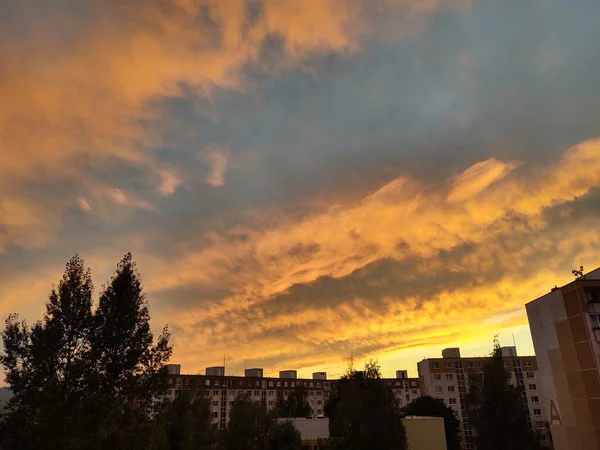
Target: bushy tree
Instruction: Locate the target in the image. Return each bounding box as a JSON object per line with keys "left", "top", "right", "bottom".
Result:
{"left": 324, "top": 361, "right": 407, "bottom": 450}
{"left": 463, "top": 339, "right": 541, "bottom": 450}
{"left": 0, "top": 254, "right": 172, "bottom": 450}
{"left": 404, "top": 396, "right": 461, "bottom": 450}
{"left": 275, "top": 385, "right": 312, "bottom": 418}
{"left": 156, "top": 390, "right": 216, "bottom": 450}
{"left": 223, "top": 394, "right": 276, "bottom": 450}
{"left": 269, "top": 421, "right": 302, "bottom": 450}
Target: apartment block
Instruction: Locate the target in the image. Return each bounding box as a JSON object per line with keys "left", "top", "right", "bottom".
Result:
{"left": 526, "top": 267, "right": 600, "bottom": 450}
{"left": 164, "top": 366, "right": 421, "bottom": 428}
{"left": 417, "top": 347, "right": 547, "bottom": 450}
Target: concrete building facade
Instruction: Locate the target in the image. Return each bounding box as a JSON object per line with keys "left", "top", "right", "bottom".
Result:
{"left": 418, "top": 347, "right": 547, "bottom": 450}
{"left": 164, "top": 366, "right": 421, "bottom": 428}
{"left": 526, "top": 267, "right": 600, "bottom": 450}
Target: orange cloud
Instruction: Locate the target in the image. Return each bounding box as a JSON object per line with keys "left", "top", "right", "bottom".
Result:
{"left": 0, "top": 0, "right": 452, "bottom": 252}
{"left": 122, "top": 140, "right": 600, "bottom": 373}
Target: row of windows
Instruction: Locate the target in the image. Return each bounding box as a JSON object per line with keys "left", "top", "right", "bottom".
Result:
{"left": 171, "top": 378, "right": 333, "bottom": 389}
{"left": 210, "top": 389, "right": 333, "bottom": 398}
{"left": 432, "top": 372, "right": 535, "bottom": 382}
{"left": 210, "top": 409, "right": 325, "bottom": 420}
{"left": 432, "top": 360, "right": 534, "bottom": 370}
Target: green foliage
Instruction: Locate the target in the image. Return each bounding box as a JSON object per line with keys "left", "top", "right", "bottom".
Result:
{"left": 404, "top": 395, "right": 461, "bottom": 450}
{"left": 324, "top": 360, "right": 408, "bottom": 450}
{"left": 0, "top": 254, "right": 172, "bottom": 450}
{"left": 156, "top": 391, "right": 216, "bottom": 450}
{"left": 463, "top": 339, "right": 541, "bottom": 450}
{"left": 223, "top": 394, "right": 277, "bottom": 450}
{"left": 275, "top": 385, "right": 312, "bottom": 418}
{"left": 269, "top": 421, "right": 302, "bottom": 450}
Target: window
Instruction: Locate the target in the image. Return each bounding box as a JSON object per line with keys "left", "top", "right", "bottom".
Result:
{"left": 213, "top": 401, "right": 219, "bottom": 406}
{"left": 310, "top": 382, "right": 314, "bottom": 388}
{"left": 317, "top": 382, "right": 322, "bottom": 388}
{"left": 310, "top": 400, "right": 314, "bottom": 405}
{"left": 254, "top": 390, "right": 261, "bottom": 396}
{"left": 284, "top": 391, "right": 288, "bottom": 396}
{"left": 229, "top": 401, "right": 234, "bottom": 406}
{"left": 317, "top": 409, "right": 323, "bottom": 415}
{"left": 309, "top": 391, "right": 314, "bottom": 396}
{"left": 432, "top": 362, "right": 440, "bottom": 369}
{"left": 531, "top": 396, "right": 539, "bottom": 403}
{"left": 268, "top": 401, "right": 274, "bottom": 406}
{"left": 213, "top": 390, "right": 220, "bottom": 395}
{"left": 316, "top": 391, "right": 323, "bottom": 396}
{"left": 445, "top": 362, "right": 453, "bottom": 369}
{"left": 435, "top": 386, "right": 443, "bottom": 394}
{"left": 446, "top": 374, "right": 454, "bottom": 381}
{"left": 525, "top": 360, "right": 533, "bottom": 368}
{"left": 268, "top": 391, "right": 273, "bottom": 396}
{"left": 239, "top": 380, "right": 244, "bottom": 386}
{"left": 449, "top": 398, "right": 457, "bottom": 405}
{"left": 467, "top": 362, "right": 474, "bottom": 369}
{"left": 284, "top": 382, "right": 288, "bottom": 387}
{"left": 412, "top": 390, "right": 418, "bottom": 395}
{"left": 246, "top": 390, "right": 252, "bottom": 396}
{"left": 215, "top": 380, "right": 220, "bottom": 386}
{"left": 527, "top": 372, "right": 534, "bottom": 379}
{"left": 478, "top": 362, "right": 484, "bottom": 368}
{"left": 291, "top": 382, "right": 295, "bottom": 387}
{"left": 317, "top": 400, "right": 322, "bottom": 405}
{"left": 406, "top": 395, "right": 410, "bottom": 401}
{"left": 205, "top": 380, "right": 211, "bottom": 386}
{"left": 395, "top": 381, "right": 401, "bottom": 387}
{"left": 433, "top": 374, "right": 442, "bottom": 381}
{"left": 590, "top": 314, "right": 600, "bottom": 328}
{"left": 212, "top": 412, "right": 218, "bottom": 418}
{"left": 534, "top": 409, "right": 542, "bottom": 416}
{"left": 529, "top": 384, "right": 537, "bottom": 391}
{"left": 276, "top": 381, "right": 281, "bottom": 387}
{"left": 324, "top": 382, "right": 330, "bottom": 388}
{"left": 448, "top": 386, "right": 455, "bottom": 392}
{"left": 268, "top": 381, "right": 273, "bottom": 387}
{"left": 410, "top": 381, "right": 417, "bottom": 387}
{"left": 536, "top": 421, "right": 546, "bottom": 429}
{"left": 503, "top": 361, "right": 510, "bottom": 368}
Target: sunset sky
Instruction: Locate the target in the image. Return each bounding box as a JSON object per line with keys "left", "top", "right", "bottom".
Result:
{"left": 1, "top": 0, "right": 600, "bottom": 379}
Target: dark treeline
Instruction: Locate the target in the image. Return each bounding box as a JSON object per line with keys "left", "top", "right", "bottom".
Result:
{"left": 0, "top": 254, "right": 545, "bottom": 450}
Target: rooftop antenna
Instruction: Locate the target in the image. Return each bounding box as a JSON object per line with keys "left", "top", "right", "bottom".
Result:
{"left": 512, "top": 333, "right": 517, "bottom": 348}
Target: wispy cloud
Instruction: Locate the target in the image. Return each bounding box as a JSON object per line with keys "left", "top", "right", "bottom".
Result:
{"left": 201, "top": 146, "right": 229, "bottom": 187}
{"left": 157, "top": 170, "right": 181, "bottom": 196}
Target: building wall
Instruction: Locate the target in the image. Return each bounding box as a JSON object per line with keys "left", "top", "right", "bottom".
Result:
{"left": 404, "top": 416, "right": 447, "bottom": 450}
{"left": 418, "top": 350, "right": 546, "bottom": 450}
{"left": 527, "top": 276, "right": 600, "bottom": 450}
{"left": 164, "top": 372, "right": 420, "bottom": 427}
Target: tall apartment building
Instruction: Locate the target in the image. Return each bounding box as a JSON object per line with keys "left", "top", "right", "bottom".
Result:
{"left": 526, "top": 267, "right": 600, "bottom": 450}
{"left": 418, "top": 347, "right": 547, "bottom": 450}
{"left": 164, "top": 365, "right": 421, "bottom": 428}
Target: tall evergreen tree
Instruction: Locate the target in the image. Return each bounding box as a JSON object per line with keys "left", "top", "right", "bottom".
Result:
{"left": 404, "top": 396, "right": 461, "bottom": 450}
{"left": 91, "top": 253, "right": 171, "bottom": 406}
{"left": 463, "top": 339, "right": 541, "bottom": 450}
{"left": 324, "top": 361, "right": 408, "bottom": 450}
{"left": 0, "top": 254, "right": 172, "bottom": 450}
{"left": 0, "top": 255, "right": 94, "bottom": 449}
